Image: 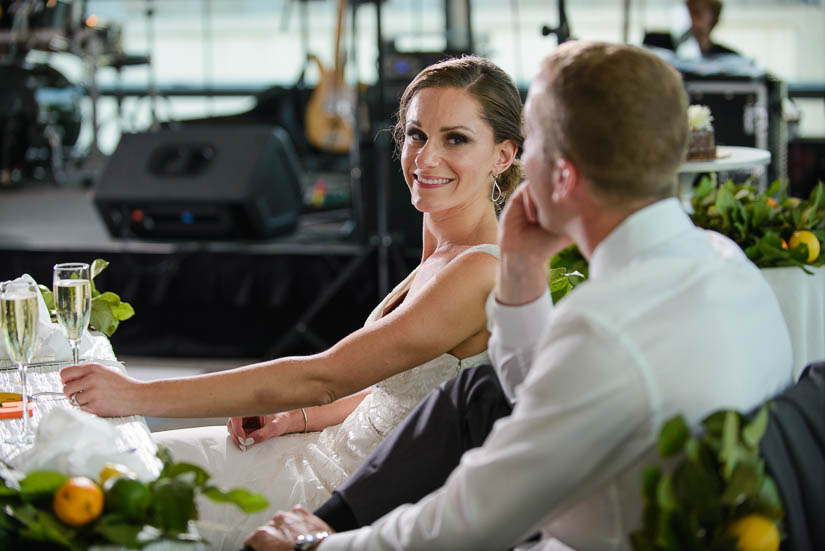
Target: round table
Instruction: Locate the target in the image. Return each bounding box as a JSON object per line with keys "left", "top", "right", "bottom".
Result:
{"left": 678, "top": 146, "right": 772, "bottom": 209}
{"left": 680, "top": 145, "right": 771, "bottom": 174}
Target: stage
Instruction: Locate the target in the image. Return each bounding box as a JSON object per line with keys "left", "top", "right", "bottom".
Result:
{"left": 0, "top": 186, "right": 413, "bottom": 359}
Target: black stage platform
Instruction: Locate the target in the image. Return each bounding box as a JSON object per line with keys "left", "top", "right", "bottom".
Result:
{"left": 0, "top": 187, "right": 414, "bottom": 359}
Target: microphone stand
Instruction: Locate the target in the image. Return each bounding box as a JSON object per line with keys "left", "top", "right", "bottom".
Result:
{"left": 372, "top": 0, "right": 391, "bottom": 298}
{"left": 541, "top": 0, "right": 571, "bottom": 44}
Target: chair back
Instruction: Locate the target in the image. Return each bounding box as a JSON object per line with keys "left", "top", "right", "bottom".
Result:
{"left": 759, "top": 362, "right": 825, "bottom": 551}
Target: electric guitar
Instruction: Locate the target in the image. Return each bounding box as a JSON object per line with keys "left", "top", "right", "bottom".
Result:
{"left": 304, "top": 0, "right": 354, "bottom": 154}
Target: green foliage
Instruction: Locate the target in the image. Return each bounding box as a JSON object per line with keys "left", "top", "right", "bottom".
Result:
{"left": 547, "top": 180, "right": 825, "bottom": 295}
{"left": 19, "top": 471, "right": 69, "bottom": 501}
{"left": 38, "top": 258, "right": 135, "bottom": 337}
{"left": 0, "top": 447, "right": 268, "bottom": 549}
{"left": 201, "top": 487, "right": 270, "bottom": 513}
{"left": 658, "top": 416, "right": 690, "bottom": 458}
{"left": 548, "top": 244, "right": 588, "bottom": 304}
{"left": 629, "top": 404, "right": 783, "bottom": 551}
{"left": 690, "top": 178, "right": 825, "bottom": 271}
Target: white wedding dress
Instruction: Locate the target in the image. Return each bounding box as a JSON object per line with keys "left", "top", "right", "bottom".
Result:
{"left": 153, "top": 244, "right": 499, "bottom": 551}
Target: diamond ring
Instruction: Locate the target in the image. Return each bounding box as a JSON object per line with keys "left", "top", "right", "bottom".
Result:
{"left": 70, "top": 392, "right": 80, "bottom": 407}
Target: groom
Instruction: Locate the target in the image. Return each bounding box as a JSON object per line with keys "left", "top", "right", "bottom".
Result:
{"left": 242, "top": 41, "right": 793, "bottom": 551}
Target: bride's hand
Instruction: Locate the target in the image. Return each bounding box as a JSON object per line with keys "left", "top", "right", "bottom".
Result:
{"left": 60, "top": 362, "right": 144, "bottom": 417}
{"left": 227, "top": 411, "right": 303, "bottom": 450}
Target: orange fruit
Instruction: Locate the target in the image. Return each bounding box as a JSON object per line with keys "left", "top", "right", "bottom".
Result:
{"left": 727, "top": 514, "right": 780, "bottom": 551}
{"left": 53, "top": 476, "right": 104, "bottom": 527}
{"left": 789, "top": 230, "right": 820, "bottom": 262}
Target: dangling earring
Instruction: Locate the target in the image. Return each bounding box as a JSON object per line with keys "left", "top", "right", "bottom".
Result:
{"left": 491, "top": 175, "right": 503, "bottom": 205}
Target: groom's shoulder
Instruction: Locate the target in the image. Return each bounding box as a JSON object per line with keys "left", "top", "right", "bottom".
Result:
{"left": 558, "top": 248, "right": 760, "bottom": 328}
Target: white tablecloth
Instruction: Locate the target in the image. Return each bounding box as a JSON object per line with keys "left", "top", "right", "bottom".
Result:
{"left": 762, "top": 265, "right": 825, "bottom": 381}
{"left": 0, "top": 333, "right": 162, "bottom": 472}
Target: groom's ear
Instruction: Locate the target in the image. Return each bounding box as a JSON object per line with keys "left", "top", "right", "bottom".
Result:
{"left": 551, "top": 158, "right": 578, "bottom": 202}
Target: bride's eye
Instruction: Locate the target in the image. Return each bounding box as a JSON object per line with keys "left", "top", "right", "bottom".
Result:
{"left": 406, "top": 128, "right": 426, "bottom": 142}
{"left": 446, "top": 133, "right": 469, "bottom": 145}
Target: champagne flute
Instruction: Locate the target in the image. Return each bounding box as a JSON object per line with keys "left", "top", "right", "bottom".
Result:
{"left": 53, "top": 263, "right": 92, "bottom": 366}
{"left": 0, "top": 280, "right": 39, "bottom": 445}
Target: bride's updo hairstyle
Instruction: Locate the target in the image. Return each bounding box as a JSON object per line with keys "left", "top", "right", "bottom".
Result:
{"left": 392, "top": 55, "right": 524, "bottom": 206}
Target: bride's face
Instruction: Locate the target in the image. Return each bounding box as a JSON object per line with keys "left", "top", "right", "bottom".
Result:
{"left": 401, "top": 86, "right": 501, "bottom": 215}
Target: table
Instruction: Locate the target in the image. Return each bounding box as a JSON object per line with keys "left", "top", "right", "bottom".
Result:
{"left": 678, "top": 146, "right": 772, "bottom": 207}
{"left": 680, "top": 146, "right": 772, "bottom": 174}
{"left": 0, "top": 332, "right": 206, "bottom": 550}
{"left": 0, "top": 334, "right": 162, "bottom": 473}
{"left": 761, "top": 265, "right": 825, "bottom": 382}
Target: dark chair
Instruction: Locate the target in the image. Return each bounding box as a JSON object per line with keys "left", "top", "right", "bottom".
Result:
{"left": 759, "top": 362, "right": 825, "bottom": 551}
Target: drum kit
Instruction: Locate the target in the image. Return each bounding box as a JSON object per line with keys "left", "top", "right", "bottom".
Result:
{"left": 0, "top": 0, "right": 148, "bottom": 187}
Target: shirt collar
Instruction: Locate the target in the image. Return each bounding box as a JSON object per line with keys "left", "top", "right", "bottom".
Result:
{"left": 588, "top": 198, "right": 694, "bottom": 279}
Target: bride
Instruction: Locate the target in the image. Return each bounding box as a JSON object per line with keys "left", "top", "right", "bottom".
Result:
{"left": 60, "top": 55, "right": 524, "bottom": 550}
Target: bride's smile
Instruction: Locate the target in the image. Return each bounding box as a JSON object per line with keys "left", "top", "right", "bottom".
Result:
{"left": 414, "top": 174, "right": 454, "bottom": 188}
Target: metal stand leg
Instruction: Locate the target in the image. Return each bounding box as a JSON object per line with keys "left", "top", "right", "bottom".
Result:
{"left": 267, "top": 243, "right": 375, "bottom": 357}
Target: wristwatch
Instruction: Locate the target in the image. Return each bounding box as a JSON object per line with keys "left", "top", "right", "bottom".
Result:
{"left": 294, "top": 530, "right": 330, "bottom": 551}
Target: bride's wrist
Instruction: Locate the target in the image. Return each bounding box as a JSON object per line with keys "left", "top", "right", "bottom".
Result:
{"left": 288, "top": 408, "right": 309, "bottom": 434}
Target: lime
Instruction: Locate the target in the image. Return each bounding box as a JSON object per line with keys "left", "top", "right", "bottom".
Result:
{"left": 104, "top": 476, "right": 151, "bottom": 520}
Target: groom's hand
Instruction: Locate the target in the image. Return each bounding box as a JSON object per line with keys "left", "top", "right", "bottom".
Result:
{"left": 496, "top": 183, "right": 571, "bottom": 306}
{"left": 243, "top": 506, "right": 333, "bottom": 551}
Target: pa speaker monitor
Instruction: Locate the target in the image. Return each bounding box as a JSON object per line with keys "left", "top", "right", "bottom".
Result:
{"left": 95, "top": 125, "right": 304, "bottom": 239}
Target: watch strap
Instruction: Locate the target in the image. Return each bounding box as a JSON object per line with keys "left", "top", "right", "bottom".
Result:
{"left": 294, "top": 530, "right": 330, "bottom": 551}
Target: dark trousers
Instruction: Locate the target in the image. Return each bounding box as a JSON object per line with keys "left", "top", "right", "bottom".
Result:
{"left": 316, "top": 364, "right": 513, "bottom": 530}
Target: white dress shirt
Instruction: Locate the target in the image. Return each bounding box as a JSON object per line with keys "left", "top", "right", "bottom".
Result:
{"left": 320, "top": 198, "right": 793, "bottom": 551}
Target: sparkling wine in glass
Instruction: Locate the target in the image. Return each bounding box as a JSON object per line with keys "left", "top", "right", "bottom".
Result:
{"left": 53, "top": 263, "right": 91, "bottom": 366}
{"left": 0, "top": 280, "right": 39, "bottom": 445}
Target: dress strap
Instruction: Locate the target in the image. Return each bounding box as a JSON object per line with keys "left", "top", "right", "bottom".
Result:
{"left": 453, "top": 243, "right": 500, "bottom": 261}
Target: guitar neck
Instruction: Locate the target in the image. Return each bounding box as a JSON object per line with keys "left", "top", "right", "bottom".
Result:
{"left": 332, "top": 0, "right": 347, "bottom": 83}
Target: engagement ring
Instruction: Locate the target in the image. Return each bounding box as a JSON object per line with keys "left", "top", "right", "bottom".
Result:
{"left": 70, "top": 392, "right": 79, "bottom": 407}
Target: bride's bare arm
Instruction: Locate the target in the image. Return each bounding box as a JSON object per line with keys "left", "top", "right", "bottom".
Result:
{"left": 298, "top": 389, "right": 370, "bottom": 431}
{"left": 226, "top": 389, "right": 372, "bottom": 446}
{"left": 60, "top": 251, "right": 498, "bottom": 418}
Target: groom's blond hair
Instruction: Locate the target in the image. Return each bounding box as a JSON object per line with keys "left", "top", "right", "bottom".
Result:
{"left": 536, "top": 41, "right": 689, "bottom": 203}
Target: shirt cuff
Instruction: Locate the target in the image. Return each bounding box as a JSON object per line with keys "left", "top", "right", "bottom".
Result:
{"left": 486, "top": 289, "right": 552, "bottom": 349}
{"left": 317, "top": 528, "right": 371, "bottom": 551}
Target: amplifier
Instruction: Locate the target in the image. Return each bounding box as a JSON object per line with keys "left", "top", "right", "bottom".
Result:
{"left": 94, "top": 125, "right": 304, "bottom": 239}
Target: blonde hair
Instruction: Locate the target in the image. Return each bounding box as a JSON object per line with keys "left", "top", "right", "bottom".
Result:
{"left": 392, "top": 55, "right": 524, "bottom": 205}
{"left": 537, "top": 41, "right": 688, "bottom": 202}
